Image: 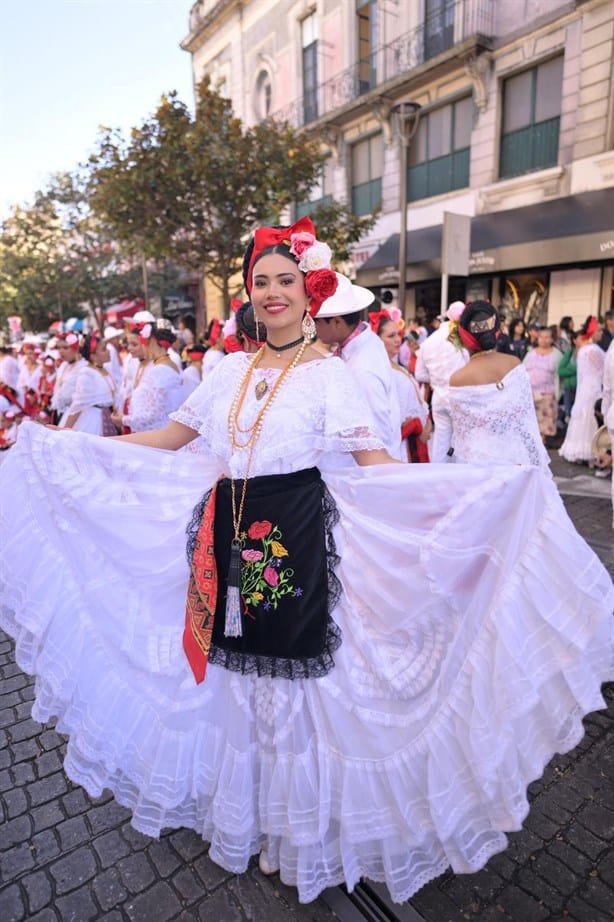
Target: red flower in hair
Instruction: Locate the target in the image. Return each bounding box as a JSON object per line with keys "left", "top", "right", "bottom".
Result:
{"left": 305, "top": 269, "right": 338, "bottom": 315}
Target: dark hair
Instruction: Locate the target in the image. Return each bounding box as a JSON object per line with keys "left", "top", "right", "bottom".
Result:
{"left": 580, "top": 315, "right": 594, "bottom": 336}
{"left": 375, "top": 316, "right": 396, "bottom": 337}
{"left": 186, "top": 344, "right": 206, "bottom": 357}
{"left": 236, "top": 301, "right": 266, "bottom": 343}
{"left": 459, "top": 300, "right": 500, "bottom": 351}
{"left": 508, "top": 318, "right": 526, "bottom": 339}
{"left": 242, "top": 226, "right": 298, "bottom": 290}
{"left": 151, "top": 322, "right": 177, "bottom": 348}
{"left": 80, "top": 332, "right": 102, "bottom": 363}
{"left": 560, "top": 316, "right": 574, "bottom": 333}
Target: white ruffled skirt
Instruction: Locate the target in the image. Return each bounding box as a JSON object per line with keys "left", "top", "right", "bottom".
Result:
{"left": 1, "top": 423, "right": 613, "bottom": 903}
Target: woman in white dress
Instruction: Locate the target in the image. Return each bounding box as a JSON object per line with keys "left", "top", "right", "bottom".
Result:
{"left": 182, "top": 344, "right": 205, "bottom": 397}
{"left": 448, "top": 301, "right": 550, "bottom": 468}
{"left": 559, "top": 316, "right": 605, "bottom": 463}
{"left": 62, "top": 333, "right": 120, "bottom": 436}
{"left": 50, "top": 332, "right": 87, "bottom": 427}
{"left": 112, "top": 319, "right": 184, "bottom": 433}
{"left": 373, "top": 311, "right": 431, "bottom": 462}
{"left": 1, "top": 220, "right": 613, "bottom": 906}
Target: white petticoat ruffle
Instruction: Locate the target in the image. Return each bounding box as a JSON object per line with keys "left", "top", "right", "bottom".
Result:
{"left": 1, "top": 423, "right": 613, "bottom": 904}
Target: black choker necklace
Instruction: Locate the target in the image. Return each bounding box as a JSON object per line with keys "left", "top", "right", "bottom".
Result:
{"left": 266, "top": 335, "right": 304, "bottom": 357}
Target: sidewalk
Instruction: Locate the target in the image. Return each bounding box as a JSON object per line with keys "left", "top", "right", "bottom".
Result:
{"left": 1, "top": 458, "right": 613, "bottom": 922}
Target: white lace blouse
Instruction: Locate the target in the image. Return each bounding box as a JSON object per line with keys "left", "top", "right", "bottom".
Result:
{"left": 123, "top": 362, "right": 184, "bottom": 433}
{"left": 448, "top": 364, "right": 550, "bottom": 468}
{"left": 170, "top": 352, "right": 383, "bottom": 479}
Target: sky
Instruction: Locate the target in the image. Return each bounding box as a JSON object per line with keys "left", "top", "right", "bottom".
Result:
{"left": 0, "top": 0, "right": 195, "bottom": 219}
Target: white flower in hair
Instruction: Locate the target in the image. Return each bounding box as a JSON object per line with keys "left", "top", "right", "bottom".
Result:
{"left": 297, "top": 241, "right": 333, "bottom": 273}
{"left": 141, "top": 323, "right": 152, "bottom": 339}
{"left": 65, "top": 333, "right": 78, "bottom": 346}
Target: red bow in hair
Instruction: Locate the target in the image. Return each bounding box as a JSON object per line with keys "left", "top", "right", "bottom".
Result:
{"left": 368, "top": 309, "right": 391, "bottom": 333}
{"left": 246, "top": 217, "right": 316, "bottom": 294}
{"left": 208, "top": 318, "right": 222, "bottom": 347}
{"left": 585, "top": 316, "right": 598, "bottom": 338}
{"left": 229, "top": 298, "right": 242, "bottom": 313}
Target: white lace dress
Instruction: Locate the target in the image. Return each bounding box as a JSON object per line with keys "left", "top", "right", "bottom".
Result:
{"left": 1, "top": 352, "right": 613, "bottom": 904}
{"left": 122, "top": 361, "right": 184, "bottom": 432}
{"left": 448, "top": 364, "right": 550, "bottom": 468}
{"left": 559, "top": 343, "right": 605, "bottom": 462}
{"left": 66, "top": 366, "right": 119, "bottom": 435}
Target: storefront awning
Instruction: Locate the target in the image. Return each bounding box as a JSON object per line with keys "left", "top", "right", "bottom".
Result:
{"left": 105, "top": 298, "right": 146, "bottom": 324}
{"left": 357, "top": 188, "right": 614, "bottom": 286}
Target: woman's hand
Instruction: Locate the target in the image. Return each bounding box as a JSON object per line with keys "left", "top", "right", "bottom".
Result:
{"left": 111, "top": 410, "right": 123, "bottom": 428}
{"left": 419, "top": 418, "right": 433, "bottom": 443}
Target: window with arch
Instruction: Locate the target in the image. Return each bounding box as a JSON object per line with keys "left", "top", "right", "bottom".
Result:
{"left": 254, "top": 69, "right": 273, "bottom": 120}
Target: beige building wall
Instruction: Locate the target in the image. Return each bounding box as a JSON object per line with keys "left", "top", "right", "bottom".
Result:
{"left": 183, "top": 0, "right": 614, "bottom": 320}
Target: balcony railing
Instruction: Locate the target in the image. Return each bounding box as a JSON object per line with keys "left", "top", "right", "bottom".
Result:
{"left": 271, "top": 0, "right": 494, "bottom": 130}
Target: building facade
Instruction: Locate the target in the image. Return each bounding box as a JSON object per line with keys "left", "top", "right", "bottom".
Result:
{"left": 182, "top": 0, "right": 614, "bottom": 327}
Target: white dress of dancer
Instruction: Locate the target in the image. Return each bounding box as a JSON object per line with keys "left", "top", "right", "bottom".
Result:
{"left": 559, "top": 343, "right": 605, "bottom": 462}
{"left": 66, "top": 365, "right": 119, "bottom": 436}
{"left": 449, "top": 364, "right": 550, "bottom": 468}
{"left": 1, "top": 352, "right": 613, "bottom": 905}
{"left": 414, "top": 322, "right": 468, "bottom": 462}
{"left": 122, "top": 361, "right": 184, "bottom": 433}
{"left": 50, "top": 357, "right": 87, "bottom": 427}
{"left": 182, "top": 363, "right": 202, "bottom": 398}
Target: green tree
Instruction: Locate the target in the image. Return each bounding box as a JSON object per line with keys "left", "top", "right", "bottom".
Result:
{"left": 87, "top": 77, "right": 329, "bottom": 323}
{"left": 0, "top": 175, "right": 144, "bottom": 332}
{"left": 308, "top": 200, "right": 379, "bottom": 265}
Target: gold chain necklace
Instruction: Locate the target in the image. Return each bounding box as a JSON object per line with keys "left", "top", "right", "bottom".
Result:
{"left": 223, "top": 341, "right": 308, "bottom": 638}
{"left": 227, "top": 341, "right": 307, "bottom": 534}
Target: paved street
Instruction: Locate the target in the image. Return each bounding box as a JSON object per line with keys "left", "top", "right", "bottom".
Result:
{"left": 1, "top": 453, "right": 612, "bottom": 922}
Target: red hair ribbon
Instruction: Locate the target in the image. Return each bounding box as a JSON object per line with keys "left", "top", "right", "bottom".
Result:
{"left": 229, "top": 297, "right": 242, "bottom": 313}
{"left": 246, "top": 217, "right": 316, "bottom": 295}
{"left": 208, "top": 318, "right": 222, "bottom": 347}
{"left": 585, "top": 316, "right": 598, "bottom": 338}
{"left": 368, "top": 309, "right": 391, "bottom": 334}
{"left": 457, "top": 325, "right": 500, "bottom": 352}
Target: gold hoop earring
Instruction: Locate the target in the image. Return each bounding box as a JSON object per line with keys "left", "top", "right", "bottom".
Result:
{"left": 302, "top": 311, "right": 316, "bottom": 342}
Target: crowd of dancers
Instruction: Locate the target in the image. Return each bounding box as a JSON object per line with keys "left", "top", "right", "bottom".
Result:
{"left": 1, "top": 217, "right": 613, "bottom": 905}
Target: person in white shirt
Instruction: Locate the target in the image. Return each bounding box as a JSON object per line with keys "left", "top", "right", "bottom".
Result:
{"left": 51, "top": 333, "right": 87, "bottom": 427}
{"left": 414, "top": 301, "right": 469, "bottom": 462}
{"left": 0, "top": 345, "right": 20, "bottom": 393}
{"left": 314, "top": 273, "right": 403, "bottom": 459}
{"left": 103, "top": 326, "right": 125, "bottom": 390}
{"left": 601, "top": 339, "right": 614, "bottom": 529}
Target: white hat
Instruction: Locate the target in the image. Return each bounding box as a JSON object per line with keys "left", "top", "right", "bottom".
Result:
{"left": 315, "top": 272, "right": 375, "bottom": 318}
{"left": 104, "top": 326, "right": 124, "bottom": 341}
{"left": 133, "top": 310, "right": 156, "bottom": 323}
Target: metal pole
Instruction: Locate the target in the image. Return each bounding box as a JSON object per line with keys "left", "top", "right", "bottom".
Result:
{"left": 398, "top": 135, "right": 408, "bottom": 319}
{"left": 392, "top": 102, "right": 421, "bottom": 321}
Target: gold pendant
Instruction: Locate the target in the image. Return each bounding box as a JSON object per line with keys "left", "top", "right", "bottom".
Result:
{"left": 255, "top": 379, "right": 268, "bottom": 400}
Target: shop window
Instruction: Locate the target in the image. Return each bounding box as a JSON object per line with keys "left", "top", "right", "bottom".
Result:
{"left": 408, "top": 96, "right": 472, "bottom": 201}
{"left": 351, "top": 134, "right": 383, "bottom": 216}
{"left": 500, "top": 57, "right": 563, "bottom": 179}
{"left": 357, "top": 0, "right": 378, "bottom": 94}
{"left": 302, "top": 13, "right": 318, "bottom": 124}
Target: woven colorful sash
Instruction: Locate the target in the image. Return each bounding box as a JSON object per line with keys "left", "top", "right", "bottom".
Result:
{"left": 183, "top": 480, "right": 220, "bottom": 684}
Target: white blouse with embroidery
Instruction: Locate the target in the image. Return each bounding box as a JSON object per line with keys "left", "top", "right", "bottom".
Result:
{"left": 170, "top": 351, "right": 383, "bottom": 477}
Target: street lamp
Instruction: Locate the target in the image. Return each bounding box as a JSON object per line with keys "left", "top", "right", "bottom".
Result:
{"left": 391, "top": 100, "right": 421, "bottom": 318}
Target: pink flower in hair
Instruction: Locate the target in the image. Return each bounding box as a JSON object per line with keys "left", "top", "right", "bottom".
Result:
{"left": 289, "top": 231, "right": 316, "bottom": 259}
